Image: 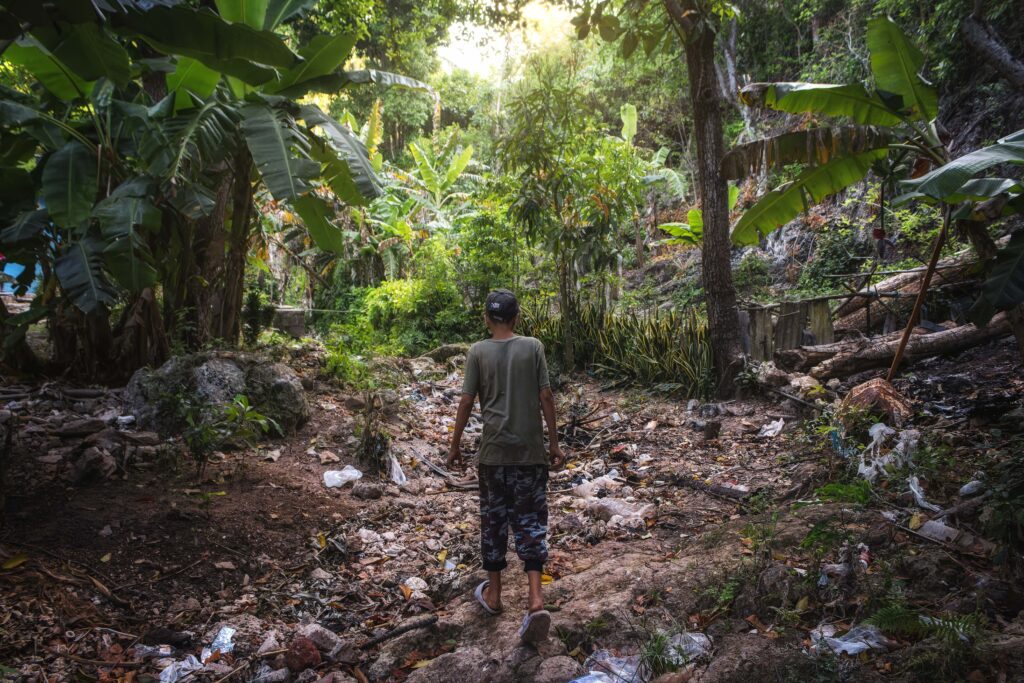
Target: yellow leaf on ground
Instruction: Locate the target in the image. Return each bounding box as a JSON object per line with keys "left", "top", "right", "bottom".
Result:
{"left": 437, "top": 549, "right": 447, "bottom": 564}
{"left": 100, "top": 553, "right": 111, "bottom": 563}
{"left": 2, "top": 553, "right": 28, "bottom": 570}
{"left": 541, "top": 573, "right": 554, "bottom": 585}
{"left": 795, "top": 595, "right": 810, "bottom": 612}
{"left": 909, "top": 513, "right": 924, "bottom": 530}
{"left": 318, "top": 533, "right": 327, "bottom": 549}
{"left": 411, "top": 659, "right": 434, "bottom": 669}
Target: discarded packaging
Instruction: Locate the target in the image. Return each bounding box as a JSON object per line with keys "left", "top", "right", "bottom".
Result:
{"left": 201, "top": 625, "right": 236, "bottom": 663}
{"left": 666, "top": 631, "right": 713, "bottom": 663}
{"left": 811, "top": 623, "right": 894, "bottom": 656}
{"left": 159, "top": 655, "right": 203, "bottom": 683}
{"left": 857, "top": 424, "right": 919, "bottom": 482}
{"left": 958, "top": 481, "right": 983, "bottom": 497}
{"left": 573, "top": 469, "right": 621, "bottom": 498}
{"left": 908, "top": 475, "right": 941, "bottom": 512}
{"left": 758, "top": 418, "right": 785, "bottom": 438}
{"left": 916, "top": 519, "right": 959, "bottom": 543}
{"left": 390, "top": 454, "right": 408, "bottom": 486}
{"left": 580, "top": 650, "right": 643, "bottom": 681}
{"left": 323, "top": 465, "right": 363, "bottom": 488}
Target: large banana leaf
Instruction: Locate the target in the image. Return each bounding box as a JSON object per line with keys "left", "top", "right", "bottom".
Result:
{"left": 55, "top": 236, "right": 119, "bottom": 313}
{"left": 42, "top": 141, "right": 97, "bottom": 227}
{"left": 119, "top": 6, "right": 298, "bottom": 85}
{"left": 722, "top": 125, "right": 890, "bottom": 180}
{"left": 740, "top": 82, "right": 902, "bottom": 126}
{"left": 865, "top": 17, "right": 937, "bottom": 122}
{"left": 300, "top": 104, "right": 381, "bottom": 199}
{"left": 292, "top": 194, "right": 345, "bottom": 254}
{"left": 732, "top": 149, "right": 887, "bottom": 246}
{"left": 971, "top": 230, "right": 1024, "bottom": 326}
{"left": 343, "top": 69, "right": 436, "bottom": 96}
{"left": 263, "top": 0, "right": 315, "bottom": 29}
{"left": 620, "top": 103, "right": 637, "bottom": 144}
{"left": 30, "top": 22, "right": 132, "bottom": 85}
{"left": 214, "top": 0, "right": 269, "bottom": 28}
{"left": 445, "top": 145, "right": 474, "bottom": 188}
{"left": 142, "top": 94, "right": 237, "bottom": 178}
{"left": 3, "top": 39, "right": 94, "bottom": 100}
{"left": 308, "top": 139, "right": 366, "bottom": 206}
{"left": 409, "top": 142, "right": 440, "bottom": 194}
{"left": 241, "top": 101, "right": 318, "bottom": 200}
{"left": 166, "top": 56, "right": 221, "bottom": 111}
{"left": 92, "top": 176, "right": 159, "bottom": 290}
{"left": 0, "top": 167, "right": 34, "bottom": 219}
{"left": 264, "top": 33, "right": 356, "bottom": 96}
{"left": 900, "top": 129, "right": 1024, "bottom": 200}
{"left": 1, "top": 208, "right": 49, "bottom": 243}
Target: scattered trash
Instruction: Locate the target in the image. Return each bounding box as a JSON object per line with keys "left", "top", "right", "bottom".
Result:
{"left": 810, "top": 623, "right": 894, "bottom": 655}
{"left": 200, "top": 625, "right": 236, "bottom": 663}
{"left": 857, "top": 424, "right": 919, "bottom": 482}
{"left": 323, "top": 465, "right": 363, "bottom": 488}
{"left": 159, "top": 655, "right": 203, "bottom": 683}
{"left": 665, "top": 631, "right": 713, "bottom": 663}
{"left": 579, "top": 650, "right": 643, "bottom": 681}
{"left": 569, "top": 674, "right": 615, "bottom": 683}
{"left": 573, "top": 469, "right": 620, "bottom": 498}
{"left": 758, "top": 418, "right": 785, "bottom": 438}
{"left": 389, "top": 454, "right": 408, "bottom": 486}
{"left": 908, "top": 475, "right": 941, "bottom": 512}
{"left": 263, "top": 448, "right": 282, "bottom": 462}
{"left": 959, "top": 473, "right": 986, "bottom": 497}
{"left": 401, "top": 576, "right": 429, "bottom": 600}
{"left": 357, "top": 528, "right": 382, "bottom": 545}
{"left": 916, "top": 519, "right": 960, "bottom": 543}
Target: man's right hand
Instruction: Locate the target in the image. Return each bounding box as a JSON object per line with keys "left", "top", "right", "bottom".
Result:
{"left": 446, "top": 442, "right": 464, "bottom": 469}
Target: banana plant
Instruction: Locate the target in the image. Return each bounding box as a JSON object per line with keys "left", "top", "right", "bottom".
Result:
{"left": 724, "top": 17, "right": 946, "bottom": 246}
{"left": 657, "top": 185, "right": 740, "bottom": 248}
{"left": 397, "top": 133, "right": 476, "bottom": 232}
{"left": 0, "top": 0, "right": 432, "bottom": 374}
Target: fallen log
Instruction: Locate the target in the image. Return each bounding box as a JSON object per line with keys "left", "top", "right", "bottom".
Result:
{"left": 775, "top": 313, "right": 1012, "bottom": 379}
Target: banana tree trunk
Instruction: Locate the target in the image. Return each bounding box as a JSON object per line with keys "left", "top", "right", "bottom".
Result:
{"left": 210, "top": 150, "right": 255, "bottom": 343}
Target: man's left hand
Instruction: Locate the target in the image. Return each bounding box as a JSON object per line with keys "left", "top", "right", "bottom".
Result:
{"left": 548, "top": 444, "right": 565, "bottom": 470}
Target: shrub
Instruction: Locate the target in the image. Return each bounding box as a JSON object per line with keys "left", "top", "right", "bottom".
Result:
{"left": 797, "top": 222, "right": 872, "bottom": 294}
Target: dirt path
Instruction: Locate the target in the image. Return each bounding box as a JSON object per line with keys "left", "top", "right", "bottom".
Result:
{"left": 3, "top": 341, "right": 1023, "bottom": 682}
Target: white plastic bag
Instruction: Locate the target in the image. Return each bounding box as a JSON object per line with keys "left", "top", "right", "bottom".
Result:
{"left": 389, "top": 454, "right": 408, "bottom": 486}
{"left": 811, "top": 623, "right": 894, "bottom": 655}
{"left": 573, "top": 469, "right": 620, "bottom": 498}
{"left": 323, "top": 465, "right": 362, "bottom": 488}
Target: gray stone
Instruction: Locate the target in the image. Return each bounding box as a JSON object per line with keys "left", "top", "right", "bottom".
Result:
{"left": 193, "top": 358, "right": 246, "bottom": 406}
{"left": 66, "top": 447, "right": 117, "bottom": 483}
{"left": 124, "top": 352, "right": 309, "bottom": 435}
{"left": 405, "top": 647, "right": 508, "bottom": 683}
{"left": 56, "top": 418, "right": 106, "bottom": 437}
{"left": 244, "top": 362, "right": 309, "bottom": 433}
{"left": 352, "top": 482, "right": 383, "bottom": 500}
{"left": 534, "top": 656, "right": 583, "bottom": 683}
{"left": 296, "top": 623, "right": 340, "bottom": 654}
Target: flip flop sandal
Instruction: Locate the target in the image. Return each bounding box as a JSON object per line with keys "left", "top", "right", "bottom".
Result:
{"left": 517, "top": 610, "right": 551, "bottom": 644}
{"left": 474, "top": 580, "right": 502, "bottom": 615}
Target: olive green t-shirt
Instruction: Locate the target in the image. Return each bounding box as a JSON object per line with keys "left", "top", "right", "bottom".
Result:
{"left": 461, "top": 335, "right": 550, "bottom": 466}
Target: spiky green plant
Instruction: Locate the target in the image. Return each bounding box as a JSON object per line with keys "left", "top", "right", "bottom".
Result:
{"left": 520, "top": 304, "right": 713, "bottom": 398}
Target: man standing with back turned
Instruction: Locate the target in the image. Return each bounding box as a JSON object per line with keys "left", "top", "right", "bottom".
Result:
{"left": 447, "top": 289, "right": 564, "bottom": 644}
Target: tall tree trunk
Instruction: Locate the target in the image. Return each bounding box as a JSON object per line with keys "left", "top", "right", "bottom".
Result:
{"left": 210, "top": 149, "right": 254, "bottom": 342}
{"left": 962, "top": 5, "right": 1024, "bottom": 92}
{"left": 558, "top": 255, "right": 575, "bottom": 369}
{"left": 666, "top": 0, "right": 744, "bottom": 396}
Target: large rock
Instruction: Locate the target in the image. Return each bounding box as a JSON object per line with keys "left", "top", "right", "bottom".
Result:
{"left": 124, "top": 352, "right": 310, "bottom": 435}
{"left": 534, "top": 656, "right": 583, "bottom": 683}
{"left": 404, "top": 647, "right": 509, "bottom": 683}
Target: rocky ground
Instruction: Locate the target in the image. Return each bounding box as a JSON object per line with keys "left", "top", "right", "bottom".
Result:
{"left": 1, "top": 338, "right": 1023, "bottom": 683}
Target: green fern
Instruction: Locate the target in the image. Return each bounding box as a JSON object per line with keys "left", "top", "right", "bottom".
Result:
{"left": 868, "top": 605, "right": 984, "bottom": 644}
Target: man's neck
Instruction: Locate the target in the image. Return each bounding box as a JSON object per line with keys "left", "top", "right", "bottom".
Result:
{"left": 490, "top": 327, "right": 516, "bottom": 340}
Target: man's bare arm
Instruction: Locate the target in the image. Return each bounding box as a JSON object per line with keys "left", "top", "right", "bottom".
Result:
{"left": 447, "top": 393, "right": 475, "bottom": 468}
{"left": 540, "top": 387, "right": 564, "bottom": 468}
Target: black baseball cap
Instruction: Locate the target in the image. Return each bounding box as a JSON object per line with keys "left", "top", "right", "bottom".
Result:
{"left": 485, "top": 290, "right": 519, "bottom": 323}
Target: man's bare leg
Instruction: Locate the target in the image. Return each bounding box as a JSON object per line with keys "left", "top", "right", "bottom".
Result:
{"left": 483, "top": 570, "right": 503, "bottom": 611}
{"left": 526, "top": 570, "right": 543, "bottom": 613}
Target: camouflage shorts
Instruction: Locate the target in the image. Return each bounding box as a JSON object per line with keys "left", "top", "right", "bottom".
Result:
{"left": 478, "top": 464, "right": 548, "bottom": 573}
